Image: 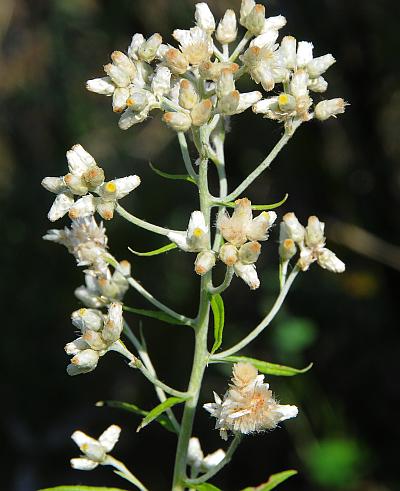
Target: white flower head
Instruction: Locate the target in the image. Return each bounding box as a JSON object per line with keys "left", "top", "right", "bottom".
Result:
{"left": 195, "top": 3, "right": 216, "bottom": 33}
{"left": 71, "top": 425, "right": 121, "bottom": 471}
{"left": 168, "top": 210, "right": 209, "bottom": 252}
{"left": 216, "top": 9, "right": 237, "bottom": 45}
{"left": 173, "top": 26, "right": 213, "bottom": 66}
{"left": 204, "top": 362, "right": 298, "bottom": 440}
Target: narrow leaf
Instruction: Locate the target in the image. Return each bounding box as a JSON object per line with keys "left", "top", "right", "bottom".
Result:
{"left": 189, "top": 484, "right": 223, "bottom": 491}
{"left": 241, "top": 469, "right": 297, "bottom": 490}
{"left": 97, "top": 400, "right": 177, "bottom": 433}
{"left": 218, "top": 356, "right": 313, "bottom": 377}
{"left": 128, "top": 243, "right": 177, "bottom": 257}
{"left": 38, "top": 487, "right": 130, "bottom": 491}
{"left": 137, "top": 397, "right": 185, "bottom": 432}
{"left": 149, "top": 162, "right": 196, "bottom": 184}
{"left": 209, "top": 293, "right": 225, "bottom": 354}
{"left": 123, "top": 306, "right": 187, "bottom": 326}
{"left": 219, "top": 194, "right": 288, "bottom": 211}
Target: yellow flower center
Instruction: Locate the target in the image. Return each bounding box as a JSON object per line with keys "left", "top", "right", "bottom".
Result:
{"left": 105, "top": 182, "right": 117, "bottom": 193}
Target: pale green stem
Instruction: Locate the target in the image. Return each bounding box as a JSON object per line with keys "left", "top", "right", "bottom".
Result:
{"left": 123, "top": 322, "right": 180, "bottom": 432}
{"left": 222, "top": 43, "right": 229, "bottom": 60}
{"left": 178, "top": 132, "right": 198, "bottom": 182}
{"left": 172, "top": 156, "right": 212, "bottom": 491}
{"left": 107, "top": 455, "right": 149, "bottom": 491}
{"left": 185, "top": 434, "right": 242, "bottom": 486}
{"left": 213, "top": 267, "right": 300, "bottom": 359}
{"left": 279, "top": 259, "right": 289, "bottom": 290}
{"left": 116, "top": 203, "right": 172, "bottom": 236}
{"left": 229, "top": 31, "right": 253, "bottom": 62}
{"left": 125, "top": 275, "right": 195, "bottom": 327}
{"left": 214, "top": 121, "right": 301, "bottom": 203}
{"left": 213, "top": 45, "right": 224, "bottom": 61}
{"left": 208, "top": 266, "right": 234, "bottom": 295}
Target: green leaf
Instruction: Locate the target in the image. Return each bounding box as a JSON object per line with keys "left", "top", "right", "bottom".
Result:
{"left": 218, "top": 356, "right": 313, "bottom": 377}
{"left": 137, "top": 397, "right": 185, "bottom": 432}
{"left": 38, "top": 487, "right": 130, "bottom": 491}
{"left": 149, "top": 162, "right": 196, "bottom": 184}
{"left": 209, "top": 293, "right": 225, "bottom": 354}
{"left": 220, "top": 194, "right": 288, "bottom": 211}
{"left": 241, "top": 469, "right": 297, "bottom": 490}
{"left": 97, "top": 400, "right": 177, "bottom": 433}
{"left": 189, "top": 484, "right": 222, "bottom": 491}
{"left": 123, "top": 306, "right": 187, "bottom": 326}
{"left": 128, "top": 242, "right": 177, "bottom": 257}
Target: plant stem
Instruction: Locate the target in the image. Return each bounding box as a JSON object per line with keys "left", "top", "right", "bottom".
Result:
{"left": 213, "top": 267, "right": 300, "bottom": 359}
{"left": 172, "top": 154, "right": 212, "bottom": 490}
{"left": 116, "top": 203, "right": 172, "bottom": 236}
{"left": 229, "top": 31, "right": 253, "bottom": 62}
{"left": 214, "top": 121, "right": 301, "bottom": 203}
{"left": 178, "top": 132, "right": 198, "bottom": 182}
{"left": 208, "top": 266, "right": 234, "bottom": 295}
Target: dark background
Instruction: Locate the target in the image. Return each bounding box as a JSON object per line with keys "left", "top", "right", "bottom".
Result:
{"left": 1, "top": 0, "right": 399, "bottom": 490}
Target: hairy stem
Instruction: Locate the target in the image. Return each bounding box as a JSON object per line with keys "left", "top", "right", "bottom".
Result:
{"left": 116, "top": 203, "right": 172, "bottom": 236}
{"left": 178, "top": 132, "right": 198, "bottom": 182}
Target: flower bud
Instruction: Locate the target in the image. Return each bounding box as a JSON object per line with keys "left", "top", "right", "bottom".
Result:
{"left": 297, "top": 41, "right": 314, "bottom": 67}
{"left": 72, "top": 308, "right": 104, "bottom": 332}
{"left": 199, "top": 61, "right": 239, "bottom": 81}
{"left": 96, "top": 200, "right": 115, "bottom": 220}
{"left": 317, "top": 248, "right": 345, "bottom": 273}
{"left": 195, "top": 251, "right": 216, "bottom": 276}
{"left": 71, "top": 349, "right": 99, "bottom": 369}
{"left": 216, "top": 9, "right": 237, "bottom": 44}
{"left": 86, "top": 77, "right": 115, "bottom": 95}
{"left": 305, "top": 216, "right": 325, "bottom": 247}
{"left": 151, "top": 66, "right": 171, "bottom": 97}
{"left": 112, "top": 87, "right": 129, "bottom": 113}
{"left": 103, "top": 63, "right": 130, "bottom": 88}
{"left": 81, "top": 443, "right": 106, "bottom": 462}
{"left": 83, "top": 330, "right": 107, "bottom": 350}
{"left": 195, "top": 3, "right": 215, "bottom": 33}
{"left": 315, "top": 98, "right": 347, "bottom": 121}
{"left": 187, "top": 210, "right": 209, "bottom": 251}
{"left": 179, "top": 80, "right": 198, "bottom": 109}
{"left": 83, "top": 165, "right": 105, "bottom": 189}
{"left": 218, "top": 90, "right": 240, "bottom": 115}
{"left": 281, "top": 212, "right": 305, "bottom": 243}
{"left": 307, "top": 54, "right": 335, "bottom": 78}
{"left": 128, "top": 33, "right": 145, "bottom": 60}
{"left": 277, "top": 93, "right": 297, "bottom": 112}
{"left": 138, "top": 33, "right": 162, "bottom": 63}
{"left": 234, "top": 262, "right": 260, "bottom": 290}
{"left": 279, "top": 36, "right": 297, "bottom": 69}
{"left": 163, "top": 112, "right": 192, "bottom": 132}
{"left": 217, "top": 69, "right": 236, "bottom": 98}
{"left": 63, "top": 174, "right": 88, "bottom": 196}
{"left": 308, "top": 76, "right": 328, "bottom": 93}
{"left": 248, "top": 211, "right": 276, "bottom": 241}
{"left": 111, "top": 51, "right": 136, "bottom": 80}
{"left": 126, "top": 91, "right": 148, "bottom": 112}
{"left": 236, "top": 91, "right": 262, "bottom": 114}
{"left": 165, "top": 48, "right": 189, "bottom": 75}
{"left": 219, "top": 243, "right": 239, "bottom": 266}
{"left": 65, "top": 337, "right": 88, "bottom": 356}
{"left": 68, "top": 195, "right": 96, "bottom": 220}
{"left": 245, "top": 4, "right": 265, "bottom": 35}
{"left": 240, "top": 0, "right": 256, "bottom": 25}
{"left": 290, "top": 69, "right": 309, "bottom": 98}
{"left": 191, "top": 99, "right": 213, "bottom": 127}
{"left": 238, "top": 241, "right": 261, "bottom": 264}
{"left": 279, "top": 238, "right": 297, "bottom": 261}
{"left": 41, "top": 176, "right": 66, "bottom": 194}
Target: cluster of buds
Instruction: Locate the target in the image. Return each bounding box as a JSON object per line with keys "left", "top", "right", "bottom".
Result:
{"left": 279, "top": 213, "right": 345, "bottom": 273}
{"left": 204, "top": 362, "right": 298, "bottom": 440}
{"left": 86, "top": 1, "right": 346, "bottom": 135}
{"left": 42, "top": 144, "right": 140, "bottom": 222}
{"left": 218, "top": 198, "right": 276, "bottom": 290}
{"left": 65, "top": 303, "right": 134, "bottom": 376}
{"left": 71, "top": 425, "right": 121, "bottom": 471}
{"left": 187, "top": 437, "right": 225, "bottom": 474}
{"left": 167, "top": 210, "right": 217, "bottom": 276}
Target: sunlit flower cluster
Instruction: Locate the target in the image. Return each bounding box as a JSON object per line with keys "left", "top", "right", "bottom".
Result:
{"left": 42, "top": 144, "right": 140, "bottom": 222}
{"left": 65, "top": 302, "right": 134, "bottom": 376}
{"left": 204, "top": 362, "right": 298, "bottom": 440}
{"left": 279, "top": 213, "right": 345, "bottom": 273}
{"left": 86, "top": 1, "right": 346, "bottom": 134}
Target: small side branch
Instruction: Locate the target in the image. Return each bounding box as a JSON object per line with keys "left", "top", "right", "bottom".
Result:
{"left": 213, "top": 267, "right": 300, "bottom": 359}
{"left": 208, "top": 267, "right": 234, "bottom": 295}
{"left": 178, "top": 132, "right": 198, "bottom": 182}
{"left": 116, "top": 204, "right": 172, "bottom": 236}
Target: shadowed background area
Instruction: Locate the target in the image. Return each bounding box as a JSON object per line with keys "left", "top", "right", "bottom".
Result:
{"left": 1, "top": 0, "right": 400, "bottom": 490}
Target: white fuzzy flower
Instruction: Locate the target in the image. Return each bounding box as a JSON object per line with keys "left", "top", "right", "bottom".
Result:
{"left": 204, "top": 362, "right": 298, "bottom": 440}
{"left": 168, "top": 211, "right": 209, "bottom": 252}
{"left": 216, "top": 9, "right": 237, "bottom": 45}
{"left": 233, "top": 262, "right": 260, "bottom": 290}
{"left": 195, "top": 3, "right": 215, "bottom": 33}
{"left": 173, "top": 26, "right": 213, "bottom": 66}
{"left": 70, "top": 425, "right": 121, "bottom": 471}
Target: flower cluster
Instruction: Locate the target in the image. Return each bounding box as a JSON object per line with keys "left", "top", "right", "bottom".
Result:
{"left": 42, "top": 144, "right": 140, "bottom": 221}
{"left": 218, "top": 198, "right": 276, "bottom": 289}
{"left": 204, "top": 362, "right": 298, "bottom": 440}
{"left": 187, "top": 437, "right": 225, "bottom": 474}
{"left": 279, "top": 213, "right": 345, "bottom": 273}
{"left": 65, "top": 302, "right": 134, "bottom": 376}
{"left": 85, "top": 1, "right": 346, "bottom": 134}
{"left": 71, "top": 425, "right": 121, "bottom": 470}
